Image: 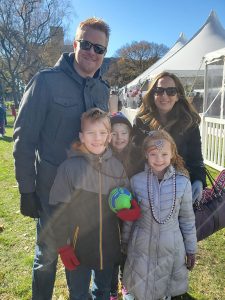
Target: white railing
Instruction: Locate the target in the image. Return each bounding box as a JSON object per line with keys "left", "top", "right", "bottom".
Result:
{"left": 201, "top": 117, "right": 225, "bottom": 171}
{"left": 122, "top": 108, "right": 225, "bottom": 171}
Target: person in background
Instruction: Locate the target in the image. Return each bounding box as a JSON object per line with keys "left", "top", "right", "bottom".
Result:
{"left": 132, "top": 71, "right": 206, "bottom": 205}
{"left": 109, "top": 90, "right": 119, "bottom": 113}
{"left": 118, "top": 99, "right": 123, "bottom": 111}
{"left": 192, "top": 92, "right": 203, "bottom": 113}
{"left": 122, "top": 130, "right": 197, "bottom": 300}
{"left": 0, "top": 99, "right": 7, "bottom": 125}
{"left": 10, "top": 104, "right": 17, "bottom": 122}
{"left": 13, "top": 17, "right": 110, "bottom": 299}
{"left": 0, "top": 102, "right": 6, "bottom": 137}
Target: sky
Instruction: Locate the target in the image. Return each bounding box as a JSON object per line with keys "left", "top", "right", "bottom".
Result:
{"left": 66, "top": 0, "right": 225, "bottom": 58}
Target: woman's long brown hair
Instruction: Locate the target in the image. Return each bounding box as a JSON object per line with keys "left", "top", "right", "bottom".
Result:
{"left": 137, "top": 71, "right": 201, "bottom": 132}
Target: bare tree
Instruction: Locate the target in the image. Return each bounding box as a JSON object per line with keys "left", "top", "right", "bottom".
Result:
{"left": 104, "top": 41, "right": 169, "bottom": 88}
{"left": 0, "top": 0, "right": 73, "bottom": 106}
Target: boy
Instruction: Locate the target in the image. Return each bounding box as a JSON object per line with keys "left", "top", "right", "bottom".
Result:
{"left": 49, "top": 108, "right": 132, "bottom": 299}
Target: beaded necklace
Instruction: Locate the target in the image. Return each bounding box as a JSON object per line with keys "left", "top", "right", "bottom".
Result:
{"left": 147, "top": 168, "right": 176, "bottom": 224}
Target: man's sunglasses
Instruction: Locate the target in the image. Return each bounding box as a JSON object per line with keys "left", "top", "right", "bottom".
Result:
{"left": 153, "top": 87, "right": 178, "bottom": 96}
{"left": 77, "top": 40, "right": 106, "bottom": 55}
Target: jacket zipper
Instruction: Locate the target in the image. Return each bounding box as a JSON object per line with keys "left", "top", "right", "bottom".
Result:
{"left": 98, "top": 156, "right": 103, "bottom": 270}
{"left": 73, "top": 226, "right": 79, "bottom": 249}
{"left": 118, "top": 222, "right": 121, "bottom": 242}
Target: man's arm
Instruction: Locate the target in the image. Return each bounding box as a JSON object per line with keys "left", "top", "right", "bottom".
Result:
{"left": 13, "top": 73, "right": 50, "bottom": 217}
{"left": 13, "top": 72, "right": 50, "bottom": 193}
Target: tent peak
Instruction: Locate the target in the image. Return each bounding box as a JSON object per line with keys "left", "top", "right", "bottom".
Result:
{"left": 183, "top": 10, "right": 225, "bottom": 46}
{"left": 177, "top": 32, "right": 188, "bottom": 44}
{"left": 205, "top": 10, "right": 221, "bottom": 28}
{"left": 209, "top": 10, "right": 217, "bottom": 19}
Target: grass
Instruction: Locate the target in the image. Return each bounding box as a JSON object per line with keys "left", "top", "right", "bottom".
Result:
{"left": 0, "top": 116, "right": 68, "bottom": 300}
{"left": 0, "top": 115, "right": 225, "bottom": 299}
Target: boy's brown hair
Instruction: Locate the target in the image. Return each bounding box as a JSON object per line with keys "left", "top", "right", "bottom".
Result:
{"left": 71, "top": 108, "right": 111, "bottom": 154}
{"left": 81, "top": 107, "right": 111, "bottom": 132}
{"left": 143, "top": 129, "right": 189, "bottom": 176}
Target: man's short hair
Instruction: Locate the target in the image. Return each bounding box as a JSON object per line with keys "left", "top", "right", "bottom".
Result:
{"left": 75, "top": 17, "right": 110, "bottom": 42}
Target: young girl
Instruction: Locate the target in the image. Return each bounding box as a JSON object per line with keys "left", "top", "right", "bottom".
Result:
{"left": 122, "top": 130, "right": 197, "bottom": 300}
{"left": 110, "top": 112, "right": 137, "bottom": 300}
{"left": 110, "top": 111, "right": 142, "bottom": 179}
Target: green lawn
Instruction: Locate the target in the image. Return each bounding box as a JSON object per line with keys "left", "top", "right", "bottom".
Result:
{"left": 0, "top": 116, "right": 225, "bottom": 300}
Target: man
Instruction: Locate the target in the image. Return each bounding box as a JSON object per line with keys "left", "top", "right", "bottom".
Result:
{"left": 13, "top": 17, "right": 110, "bottom": 299}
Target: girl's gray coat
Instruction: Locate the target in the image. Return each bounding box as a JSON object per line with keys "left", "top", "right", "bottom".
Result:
{"left": 122, "top": 166, "right": 197, "bottom": 300}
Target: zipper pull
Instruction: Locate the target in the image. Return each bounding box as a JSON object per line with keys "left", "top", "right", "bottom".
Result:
{"left": 99, "top": 156, "right": 103, "bottom": 164}
{"left": 98, "top": 156, "right": 103, "bottom": 170}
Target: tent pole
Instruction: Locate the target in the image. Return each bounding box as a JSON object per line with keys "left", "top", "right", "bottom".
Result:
{"left": 220, "top": 57, "right": 225, "bottom": 119}
{"left": 187, "top": 58, "right": 204, "bottom": 97}
{"left": 201, "top": 60, "right": 208, "bottom": 161}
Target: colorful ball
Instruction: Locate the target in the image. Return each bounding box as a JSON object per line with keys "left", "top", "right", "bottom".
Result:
{"left": 109, "top": 187, "right": 132, "bottom": 213}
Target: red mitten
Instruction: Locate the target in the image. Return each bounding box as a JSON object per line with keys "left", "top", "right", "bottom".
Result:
{"left": 117, "top": 199, "right": 141, "bottom": 221}
{"left": 58, "top": 245, "right": 80, "bottom": 271}
{"left": 186, "top": 253, "right": 196, "bottom": 271}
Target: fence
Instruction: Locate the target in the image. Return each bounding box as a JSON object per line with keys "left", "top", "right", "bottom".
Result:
{"left": 201, "top": 116, "right": 225, "bottom": 171}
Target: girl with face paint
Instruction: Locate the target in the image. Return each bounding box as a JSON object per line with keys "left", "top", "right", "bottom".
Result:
{"left": 122, "top": 130, "right": 197, "bottom": 300}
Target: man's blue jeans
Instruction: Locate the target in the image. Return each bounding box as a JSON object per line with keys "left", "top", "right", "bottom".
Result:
{"left": 66, "top": 265, "right": 114, "bottom": 300}
{"left": 32, "top": 206, "right": 58, "bottom": 300}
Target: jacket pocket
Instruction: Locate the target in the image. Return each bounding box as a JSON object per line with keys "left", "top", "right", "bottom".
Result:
{"left": 50, "top": 97, "right": 82, "bottom": 143}
{"left": 52, "top": 96, "right": 80, "bottom": 119}
{"left": 53, "top": 96, "right": 78, "bottom": 109}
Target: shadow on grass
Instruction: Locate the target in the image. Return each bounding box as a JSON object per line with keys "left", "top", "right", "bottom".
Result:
{"left": 172, "top": 294, "right": 197, "bottom": 300}
{"left": 0, "top": 135, "right": 13, "bottom": 143}
{"left": 6, "top": 124, "right": 14, "bottom": 129}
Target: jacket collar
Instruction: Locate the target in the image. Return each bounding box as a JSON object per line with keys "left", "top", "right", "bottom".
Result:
{"left": 145, "top": 164, "right": 176, "bottom": 180}
{"left": 68, "top": 146, "right": 112, "bottom": 163}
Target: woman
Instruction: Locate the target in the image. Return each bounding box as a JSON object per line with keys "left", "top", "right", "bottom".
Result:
{"left": 133, "top": 71, "right": 206, "bottom": 203}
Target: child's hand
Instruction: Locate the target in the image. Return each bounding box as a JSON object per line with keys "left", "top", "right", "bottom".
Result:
{"left": 58, "top": 245, "right": 80, "bottom": 271}
{"left": 117, "top": 199, "right": 141, "bottom": 221}
{"left": 186, "top": 253, "right": 196, "bottom": 271}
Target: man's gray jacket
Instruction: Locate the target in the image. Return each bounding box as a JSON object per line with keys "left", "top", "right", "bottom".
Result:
{"left": 13, "top": 52, "right": 110, "bottom": 204}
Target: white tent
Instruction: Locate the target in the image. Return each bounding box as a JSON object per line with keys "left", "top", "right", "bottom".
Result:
{"left": 200, "top": 47, "right": 225, "bottom": 170}
{"left": 203, "top": 47, "right": 225, "bottom": 118}
{"left": 126, "top": 32, "right": 187, "bottom": 89}
{"left": 204, "top": 47, "right": 225, "bottom": 64}
{"left": 126, "top": 10, "right": 225, "bottom": 89}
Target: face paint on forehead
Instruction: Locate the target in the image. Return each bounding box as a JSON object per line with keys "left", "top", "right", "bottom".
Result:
{"left": 155, "top": 139, "right": 164, "bottom": 150}
{"left": 149, "top": 139, "right": 164, "bottom": 151}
